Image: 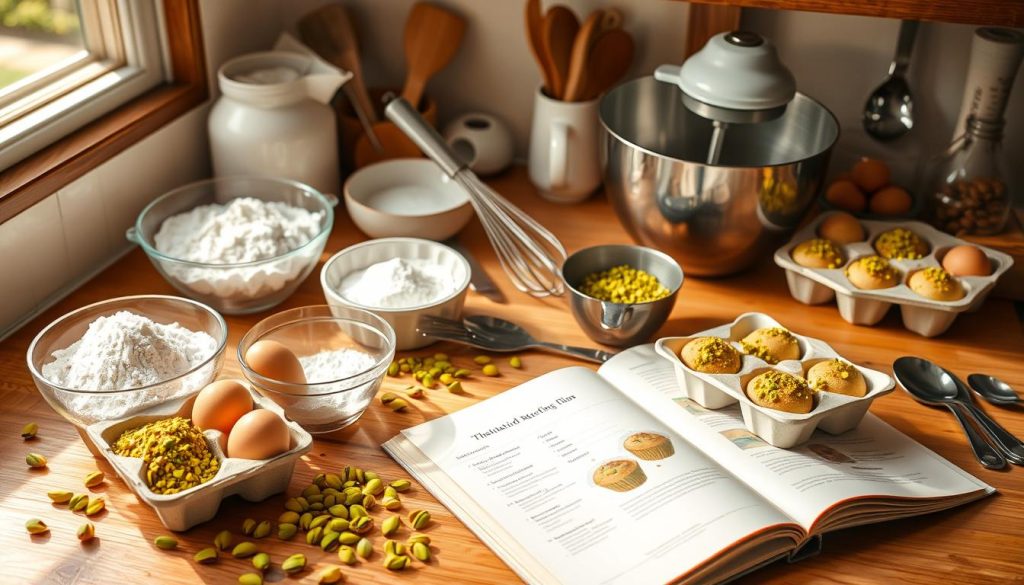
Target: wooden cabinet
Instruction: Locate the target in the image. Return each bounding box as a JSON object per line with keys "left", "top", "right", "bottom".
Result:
{"left": 684, "top": 0, "right": 1023, "bottom": 27}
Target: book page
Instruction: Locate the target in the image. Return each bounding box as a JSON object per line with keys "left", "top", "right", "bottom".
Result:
{"left": 393, "top": 366, "right": 800, "bottom": 585}
{"left": 598, "top": 345, "right": 993, "bottom": 530}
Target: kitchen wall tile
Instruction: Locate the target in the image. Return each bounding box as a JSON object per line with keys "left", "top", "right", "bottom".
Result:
{"left": 58, "top": 170, "right": 116, "bottom": 282}
{"left": 0, "top": 196, "right": 70, "bottom": 334}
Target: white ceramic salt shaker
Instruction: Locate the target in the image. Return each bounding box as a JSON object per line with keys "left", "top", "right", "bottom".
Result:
{"left": 443, "top": 113, "right": 515, "bottom": 176}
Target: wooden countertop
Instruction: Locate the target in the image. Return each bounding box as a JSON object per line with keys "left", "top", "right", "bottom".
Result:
{"left": 2, "top": 167, "right": 1022, "bottom": 584}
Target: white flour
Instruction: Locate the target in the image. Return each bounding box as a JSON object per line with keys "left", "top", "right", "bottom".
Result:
{"left": 300, "top": 348, "right": 377, "bottom": 384}
{"left": 41, "top": 311, "right": 218, "bottom": 419}
{"left": 153, "top": 197, "right": 324, "bottom": 300}
{"left": 339, "top": 258, "right": 457, "bottom": 308}
{"left": 287, "top": 348, "right": 381, "bottom": 427}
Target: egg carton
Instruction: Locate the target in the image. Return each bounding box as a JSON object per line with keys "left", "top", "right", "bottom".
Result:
{"left": 774, "top": 213, "right": 1014, "bottom": 337}
{"left": 654, "top": 313, "right": 895, "bottom": 448}
{"left": 85, "top": 384, "right": 312, "bottom": 531}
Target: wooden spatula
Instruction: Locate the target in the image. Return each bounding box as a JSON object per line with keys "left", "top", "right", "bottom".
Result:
{"left": 401, "top": 2, "right": 466, "bottom": 109}
{"left": 540, "top": 5, "right": 579, "bottom": 99}
{"left": 582, "top": 28, "right": 634, "bottom": 101}
{"left": 298, "top": 4, "right": 377, "bottom": 124}
{"left": 563, "top": 9, "right": 604, "bottom": 102}
{"left": 525, "top": 0, "right": 555, "bottom": 94}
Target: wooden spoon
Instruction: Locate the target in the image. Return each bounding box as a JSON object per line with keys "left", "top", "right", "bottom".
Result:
{"left": 297, "top": 4, "right": 377, "bottom": 124}
{"left": 540, "top": 5, "right": 579, "bottom": 99}
{"left": 563, "top": 9, "right": 604, "bottom": 102}
{"left": 525, "top": 0, "right": 555, "bottom": 94}
{"left": 582, "top": 28, "right": 634, "bottom": 101}
{"left": 401, "top": 2, "right": 466, "bottom": 109}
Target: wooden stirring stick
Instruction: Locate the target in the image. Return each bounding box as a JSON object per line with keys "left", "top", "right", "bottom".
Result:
{"left": 540, "top": 5, "right": 579, "bottom": 99}
{"left": 563, "top": 9, "right": 604, "bottom": 102}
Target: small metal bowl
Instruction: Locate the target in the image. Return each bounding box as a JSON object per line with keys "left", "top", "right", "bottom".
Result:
{"left": 561, "top": 245, "right": 683, "bottom": 346}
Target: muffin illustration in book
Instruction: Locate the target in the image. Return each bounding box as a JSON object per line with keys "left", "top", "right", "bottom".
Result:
{"left": 623, "top": 431, "right": 675, "bottom": 460}
{"left": 593, "top": 459, "right": 647, "bottom": 492}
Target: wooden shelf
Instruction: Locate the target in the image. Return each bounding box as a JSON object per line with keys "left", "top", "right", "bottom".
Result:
{"left": 686, "top": 0, "right": 1024, "bottom": 27}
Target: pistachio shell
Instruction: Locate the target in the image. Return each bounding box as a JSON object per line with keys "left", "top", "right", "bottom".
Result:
{"left": 409, "top": 509, "right": 431, "bottom": 530}
{"left": 412, "top": 541, "right": 431, "bottom": 562}
{"left": 299, "top": 512, "right": 313, "bottom": 530}
{"left": 85, "top": 498, "right": 105, "bottom": 516}
{"left": 251, "top": 552, "right": 271, "bottom": 571}
{"left": 69, "top": 494, "right": 89, "bottom": 512}
{"left": 21, "top": 422, "right": 38, "bottom": 439}
{"left": 325, "top": 473, "right": 342, "bottom": 490}
{"left": 84, "top": 471, "right": 105, "bottom": 488}
{"left": 382, "top": 553, "right": 410, "bottom": 570}
{"left": 232, "top": 541, "right": 258, "bottom": 558}
{"left": 278, "top": 511, "right": 300, "bottom": 524}
{"left": 26, "top": 453, "right": 47, "bottom": 468}
{"left": 252, "top": 520, "right": 272, "bottom": 539}
{"left": 77, "top": 522, "right": 96, "bottom": 542}
{"left": 282, "top": 553, "right": 306, "bottom": 574}
{"left": 337, "top": 545, "right": 357, "bottom": 565}
{"left": 406, "top": 532, "right": 431, "bottom": 546}
{"left": 302, "top": 484, "right": 321, "bottom": 498}
{"left": 384, "top": 539, "right": 406, "bottom": 556}
{"left": 25, "top": 518, "right": 49, "bottom": 534}
{"left": 277, "top": 523, "right": 297, "bottom": 540}
{"left": 356, "top": 537, "right": 373, "bottom": 559}
{"left": 320, "top": 530, "right": 341, "bottom": 551}
{"left": 47, "top": 489, "right": 73, "bottom": 504}
{"left": 381, "top": 515, "right": 400, "bottom": 537}
{"left": 154, "top": 535, "right": 178, "bottom": 550}
{"left": 306, "top": 526, "right": 323, "bottom": 546}
{"left": 193, "top": 547, "right": 218, "bottom": 564}
{"left": 338, "top": 531, "right": 360, "bottom": 545}
{"left": 361, "top": 494, "right": 377, "bottom": 510}
{"left": 213, "top": 529, "right": 232, "bottom": 550}
{"left": 382, "top": 496, "right": 402, "bottom": 511}
{"left": 328, "top": 504, "right": 348, "bottom": 518}
{"left": 350, "top": 515, "right": 372, "bottom": 534}
{"left": 318, "top": 565, "right": 345, "bottom": 584}
{"left": 328, "top": 518, "right": 349, "bottom": 533}
{"left": 238, "top": 573, "right": 263, "bottom": 585}
{"left": 348, "top": 504, "right": 367, "bottom": 519}
{"left": 242, "top": 518, "right": 257, "bottom": 535}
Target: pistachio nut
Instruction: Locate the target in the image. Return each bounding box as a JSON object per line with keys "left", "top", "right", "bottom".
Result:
{"left": 25, "top": 518, "right": 49, "bottom": 534}
{"left": 242, "top": 518, "right": 257, "bottom": 535}
{"left": 409, "top": 509, "right": 431, "bottom": 530}
{"left": 232, "top": 541, "right": 259, "bottom": 558}
{"left": 323, "top": 494, "right": 337, "bottom": 508}
{"left": 439, "top": 373, "right": 454, "bottom": 385}
{"left": 349, "top": 504, "right": 368, "bottom": 519}
{"left": 453, "top": 368, "right": 472, "bottom": 378}
{"left": 309, "top": 502, "right": 325, "bottom": 512}
{"left": 47, "top": 489, "right": 73, "bottom": 504}
{"left": 362, "top": 478, "right": 384, "bottom": 496}
{"left": 382, "top": 496, "right": 402, "bottom": 511}
{"left": 405, "top": 386, "right": 424, "bottom": 399}
{"left": 446, "top": 380, "right": 464, "bottom": 393}
{"left": 381, "top": 515, "right": 400, "bottom": 537}
{"left": 281, "top": 553, "right": 306, "bottom": 574}
{"left": 313, "top": 473, "right": 327, "bottom": 488}
{"left": 310, "top": 514, "right": 331, "bottom": 530}
{"left": 407, "top": 532, "right": 431, "bottom": 546}
{"left": 473, "top": 355, "right": 491, "bottom": 365}
{"left": 306, "top": 493, "right": 324, "bottom": 505}
{"left": 302, "top": 483, "right": 321, "bottom": 498}
{"left": 238, "top": 573, "right": 262, "bottom": 585}
{"left": 320, "top": 530, "right": 341, "bottom": 552}
{"left": 277, "top": 522, "right": 297, "bottom": 540}
{"left": 337, "top": 545, "right": 357, "bottom": 565}
{"left": 350, "top": 515, "right": 372, "bottom": 534}
{"left": 84, "top": 471, "right": 105, "bottom": 488}
{"left": 154, "top": 535, "right": 178, "bottom": 550}
{"left": 380, "top": 392, "right": 400, "bottom": 405}
{"left": 21, "top": 423, "right": 38, "bottom": 440}
{"left": 356, "top": 537, "right": 373, "bottom": 559}
{"left": 411, "top": 541, "right": 431, "bottom": 562}
{"left": 318, "top": 565, "right": 345, "bottom": 584}
{"left": 284, "top": 497, "right": 304, "bottom": 513}
{"left": 327, "top": 518, "right": 349, "bottom": 533}
{"left": 306, "top": 526, "right": 324, "bottom": 546}
{"left": 509, "top": 355, "right": 523, "bottom": 369}
{"left": 77, "top": 522, "right": 95, "bottom": 542}
{"left": 344, "top": 491, "right": 362, "bottom": 506}
{"left": 69, "top": 493, "right": 89, "bottom": 512}
{"left": 362, "top": 494, "right": 377, "bottom": 510}
{"left": 338, "top": 531, "right": 360, "bottom": 545}
{"left": 384, "top": 539, "right": 406, "bottom": 556}
{"left": 390, "top": 479, "right": 412, "bottom": 492}
{"left": 194, "top": 547, "right": 219, "bottom": 564}
{"left": 252, "top": 520, "right": 271, "bottom": 539}
{"left": 328, "top": 504, "right": 348, "bottom": 518}
{"left": 422, "top": 373, "right": 436, "bottom": 388}
{"left": 383, "top": 553, "right": 410, "bottom": 571}
{"left": 325, "top": 473, "right": 342, "bottom": 490}
{"left": 278, "top": 511, "right": 300, "bottom": 525}
{"left": 251, "top": 552, "right": 271, "bottom": 571}
{"left": 388, "top": 361, "right": 400, "bottom": 376}
{"left": 214, "top": 529, "right": 232, "bottom": 550}
{"left": 26, "top": 453, "right": 47, "bottom": 468}
{"left": 387, "top": 397, "right": 409, "bottom": 412}
{"left": 299, "top": 512, "right": 313, "bottom": 530}
{"left": 383, "top": 485, "right": 398, "bottom": 499}
{"left": 482, "top": 364, "right": 499, "bottom": 376}
{"left": 85, "top": 498, "right": 105, "bottom": 516}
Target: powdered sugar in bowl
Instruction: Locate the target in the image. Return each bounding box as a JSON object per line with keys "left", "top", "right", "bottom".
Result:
{"left": 320, "top": 238, "right": 471, "bottom": 350}
{"left": 127, "top": 176, "right": 336, "bottom": 314}
{"left": 27, "top": 295, "right": 227, "bottom": 452}
{"left": 238, "top": 305, "right": 395, "bottom": 433}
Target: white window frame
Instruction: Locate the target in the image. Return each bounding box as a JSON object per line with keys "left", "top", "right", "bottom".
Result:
{"left": 0, "top": 0, "right": 168, "bottom": 170}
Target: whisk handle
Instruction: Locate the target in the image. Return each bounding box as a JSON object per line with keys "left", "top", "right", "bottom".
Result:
{"left": 384, "top": 97, "right": 464, "bottom": 177}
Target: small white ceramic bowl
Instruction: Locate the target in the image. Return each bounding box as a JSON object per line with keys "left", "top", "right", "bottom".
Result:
{"left": 321, "top": 237, "right": 471, "bottom": 350}
{"left": 343, "top": 159, "right": 474, "bottom": 241}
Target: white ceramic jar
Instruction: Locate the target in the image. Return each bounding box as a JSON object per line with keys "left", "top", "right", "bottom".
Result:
{"left": 209, "top": 51, "right": 347, "bottom": 195}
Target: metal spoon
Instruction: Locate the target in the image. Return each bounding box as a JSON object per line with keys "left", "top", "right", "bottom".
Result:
{"left": 418, "top": 315, "right": 615, "bottom": 363}
{"left": 863, "top": 20, "right": 918, "bottom": 141}
{"left": 895, "top": 357, "right": 1024, "bottom": 466}
{"left": 893, "top": 357, "right": 1005, "bottom": 469}
{"left": 968, "top": 374, "right": 1022, "bottom": 405}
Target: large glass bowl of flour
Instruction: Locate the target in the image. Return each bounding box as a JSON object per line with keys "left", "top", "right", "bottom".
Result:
{"left": 127, "top": 176, "right": 336, "bottom": 314}
{"left": 27, "top": 295, "right": 228, "bottom": 451}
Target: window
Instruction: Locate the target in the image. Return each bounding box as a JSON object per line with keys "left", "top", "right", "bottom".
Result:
{"left": 0, "top": 0, "right": 206, "bottom": 224}
{"left": 0, "top": 0, "right": 167, "bottom": 169}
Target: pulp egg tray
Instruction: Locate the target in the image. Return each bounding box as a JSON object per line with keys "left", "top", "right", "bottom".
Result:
{"left": 654, "top": 313, "right": 895, "bottom": 448}
{"left": 774, "top": 213, "right": 1013, "bottom": 337}
{"left": 85, "top": 384, "right": 312, "bottom": 531}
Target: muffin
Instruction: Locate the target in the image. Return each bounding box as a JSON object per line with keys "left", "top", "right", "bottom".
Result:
{"left": 806, "top": 359, "right": 867, "bottom": 397}
{"left": 740, "top": 327, "right": 800, "bottom": 364}
{"left": 681, "top": 337, "right": 741, "bottom": 374}
{"left": 873, "top": 227, "right": 929, "bottom": 260}
{"left": 746, "top": 370, "right": 814, "bottom": 414}
{"left": 846, "top": 255, "right": 899, "bottom": 290}
{"left": 623, "top": 432, "right": 674, "bottom": 460}
{"left": 791, "top": 238, "right": 844, "bottom": 269}
{"left": 593, "top": 459, "right": 647, "bottom": 492}
{"left": 909, "top": 267, "right": 966, "bottom": 301}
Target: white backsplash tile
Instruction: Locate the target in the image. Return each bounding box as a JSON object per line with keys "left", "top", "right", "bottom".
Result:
{"left": 0, "top": 196, "right": 70, "bottom": 332}
{"left": 58, "top": 171, "right": 117, "bottom": 280}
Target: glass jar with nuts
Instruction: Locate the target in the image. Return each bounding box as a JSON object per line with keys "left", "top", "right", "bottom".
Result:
{"left": 925, "top": 117, "right": 1011, "bottom": 236}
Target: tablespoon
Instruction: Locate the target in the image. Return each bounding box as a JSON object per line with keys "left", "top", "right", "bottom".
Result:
{"left": 968, "top": 374, "right": 1022, "bottom": 405}
{"left": 895, "top": 357, "right": 1024, "bottom": 466}
{"left": 893, "top": 357, "right": 1006, "bottom": 469}
{"left": 418, "top": 315, "right": 615, "bottom": 363}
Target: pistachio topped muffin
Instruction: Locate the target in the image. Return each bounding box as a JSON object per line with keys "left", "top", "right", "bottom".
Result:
{"left": 908, "top": 267, "right": 965, "bottom": 301}
{"left": 806, "top": 359, "right": 867, "bottom": 397}
{"left": 791, "top": 238, "right": 844, "bottom": 269}
{"left": 623, "top": 432, "right": 674, "bottom": 460}
{"left": 681, "top": 337, "right": 742, "bottom": 374}
{"left": 873, "top": 227, "right": 929, "bottom": 260}
{"left": 746, "top": 370, "right": 814, "bottom": 414}
{"left": 846, "top": 255, "right": 900, "bottom": 290}
{"left": 740, "top": 327, "right": 800, "bottom": 364}
{"left": 593, "top": 459, "right": 647, "bottom": 492}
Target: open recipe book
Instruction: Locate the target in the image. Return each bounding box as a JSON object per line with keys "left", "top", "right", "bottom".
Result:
{"left": 383, "top": 346, "right": 993, "bottom": 585}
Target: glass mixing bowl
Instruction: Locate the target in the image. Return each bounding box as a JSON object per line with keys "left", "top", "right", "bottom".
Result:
{"left": 26, "top": 295, "right": 228, "bottom": 431}
{"left": 237, "top": 305, "right": 396, "bottom": 434}
{"left": 127, "top": 176, "right": 336, "bottom": 315}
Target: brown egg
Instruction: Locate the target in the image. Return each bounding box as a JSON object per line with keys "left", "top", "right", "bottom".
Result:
{"left": 869, "top": 186, "right": 912, "bottom": 216}
{"left": 817, "top": 212, "right": 864, "bottom": 244}
{"left": 192, "top": 379, "right": 253, "bottom": 435}
{"left": 226, "top": 409, "right": 291, "bottom": 460}
{"left": 851, "top": 158, "right": 891, "bottom": 192}
{"left": 825, "top": 180, "right": 867, "bottom": 213}
{"left": 245, "top": 339, "right": 306, "bottom": 384}
{"left": 942, "top": 245, "right": 992, "bottom": 276}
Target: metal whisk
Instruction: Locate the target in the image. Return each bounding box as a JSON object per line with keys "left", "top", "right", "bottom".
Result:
{"left": 385, "top": 98, "right": 566, "bottom": 297}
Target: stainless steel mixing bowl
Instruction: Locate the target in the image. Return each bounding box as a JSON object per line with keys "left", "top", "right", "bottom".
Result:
{"left": 600, "top": 76, "right": 839, "bottom": 276}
